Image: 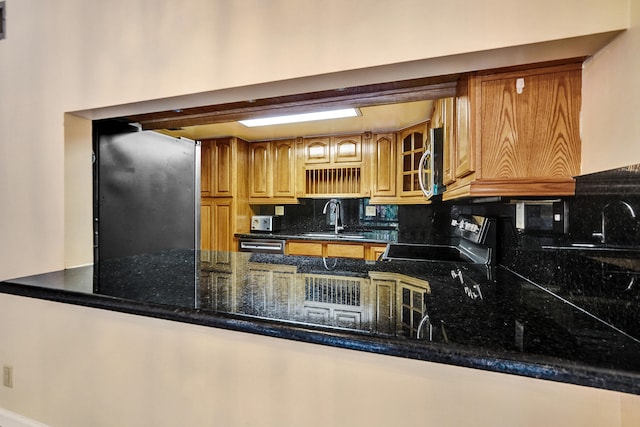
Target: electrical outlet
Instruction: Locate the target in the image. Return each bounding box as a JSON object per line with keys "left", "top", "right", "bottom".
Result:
{"left": 3, "top": 365, "right": 13, "bottom": 388}
{"left": 275, "top": 205, "right": 285, "bottom": 216}
{"left": 365, "top": 206, "right": 377, "bottom": 217}
{"left": 515, "top": 202, "right": 525, "bottom": 230}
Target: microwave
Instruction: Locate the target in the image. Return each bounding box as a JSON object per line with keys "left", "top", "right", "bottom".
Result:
{"left": 418, "top": 127, "right": 445, "bottom": 199}
{"left": 251, "top": 215, "right": 282, "bottom": 232}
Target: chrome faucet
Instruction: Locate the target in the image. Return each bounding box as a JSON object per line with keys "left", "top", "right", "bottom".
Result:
{"left": 592, "top": 200, "right": 636, "bottom": 244}
{"left": 322, "top": 198, "right": 343, "bottom": 234}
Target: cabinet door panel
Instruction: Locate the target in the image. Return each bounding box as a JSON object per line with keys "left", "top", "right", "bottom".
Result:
{"left": 480, "top": 78, "right": 524, "bottom": 178}
{"left": 200, "top": 199, "right": 212, "bottom": 251}
{"left": 528, "top": 71, "right": 581, "bottom": 177}
{"left": 398, "top": 123, "right": 428, "bottom": 199}
{"left": 214, "top": 139, "right": 234, "bottom": 196}
{"left": 372, "top": 133, "right": 396, "bottom": 197}
{"left": 332, "top": 135, "right": 362, "bottom": 163}
{"left": 480, "top": 70, "right": 581, "bottom": 179}
{"left": 373, "top": 279, "right": 396, "bottom": 333}
{"left": 200, "top": 141, "right": 213, "bottom": 196}
{"left": 213, "top": 198, "right": 233, "bottom": 252}
{"left": 304, "top": 137, "right": 330, "bottom": 164}
{"left": 326, "top": 243, "right": 365, "bottom": 259}
{"left": 287, "top": 241, "right": 323, "bottom": 257}
{"left": 250, "top": 142, "right": 271, "bottom": 198}
{"left": 273, "top": 139, "right": 296, "bottom": 197}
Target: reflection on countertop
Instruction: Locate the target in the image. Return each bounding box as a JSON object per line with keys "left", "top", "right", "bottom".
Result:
{"left": 3, "top": 248, "right": 640, "bottom": 395}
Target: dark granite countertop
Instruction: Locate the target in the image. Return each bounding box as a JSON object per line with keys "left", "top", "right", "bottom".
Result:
{"left": 2, "top": 249, "right": 640, "bottom": 395}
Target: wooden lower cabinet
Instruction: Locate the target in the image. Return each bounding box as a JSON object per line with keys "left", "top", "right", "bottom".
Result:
{"left": 201, "top": 197, "right": 234, "bottom": 252}
{"left": 369, "top": 272, "right": 431, "bottom": 338}
{"left": 326, "top": 243, "right": 365, "bottom": 259}
{"left": 369, "top": 274, "right": 397, "bottom": 334}
{"left": 242, "top": 263, "right": 298, "bottom": 319}
{"left": 366, "top": 244, "right": 387, "bottom": 262}
{"left": 286, "top": 240, "right": 387, "bottom": 261}
{"left": 199, "top": 270, "right": 236, "bottom": 312}
{"left": 301, "top": 273, "right": 370, "bottom": 329}
{"left": 199, "top": 256, "right": 433, "bottom": 336}
{"left": 287, "top": 241, "right": 324, "bottom": 257}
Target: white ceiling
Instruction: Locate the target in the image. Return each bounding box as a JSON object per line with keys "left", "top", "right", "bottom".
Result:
{"left": 159, "top": 100, "right": 434, "bottom": 141}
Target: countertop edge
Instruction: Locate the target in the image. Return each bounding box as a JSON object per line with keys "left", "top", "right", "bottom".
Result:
{"left": 1, "top": 279, "right": 639, "bottom": 396}
{"left": 234, "top": 232, "right": 395, "bottom": 244}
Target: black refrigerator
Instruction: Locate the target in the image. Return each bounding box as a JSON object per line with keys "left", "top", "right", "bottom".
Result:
{"left": 93, "top": 120, "right": 200, "bottom": 305}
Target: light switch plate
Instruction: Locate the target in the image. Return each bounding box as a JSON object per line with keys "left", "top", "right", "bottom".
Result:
{"left": 3, "top": 365, "right": 13, "bottom": 388}
{"left": 365, "top": 206, "right": 377, "bottom": 217}
{"left": 275, "top": 205, "right": 285, "bottom": 216}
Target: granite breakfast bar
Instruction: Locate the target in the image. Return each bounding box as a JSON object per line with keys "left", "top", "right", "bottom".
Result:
{"left": 3, "top": 246, "right": 639, "bottom": 396}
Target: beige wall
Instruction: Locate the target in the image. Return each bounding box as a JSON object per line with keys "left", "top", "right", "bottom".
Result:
{"left": 1, "top": 292, "right": 639, "bottom": 427}
{"left": 2, "top": 1, "right": 640, "bottom": 425}
{"left": 582, "top": 0, "right": 640, "bottom": 173}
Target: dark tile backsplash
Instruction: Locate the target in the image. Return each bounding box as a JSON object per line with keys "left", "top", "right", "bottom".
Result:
{"left": 567, "top": 196, "right": 639, "bottom": 245}
{"left": 252, "top": 198, "right": 398, "bottom": 233}
{"left": 252, "top": 163, "right": 640, "bottom": 250}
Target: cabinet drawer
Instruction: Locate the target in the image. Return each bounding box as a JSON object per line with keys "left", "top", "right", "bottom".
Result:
{"left": 287, "top": 241, "right": 323, "bottom": 257}
{"left": 326, "top": 243, "right": 365, "bottom": 259}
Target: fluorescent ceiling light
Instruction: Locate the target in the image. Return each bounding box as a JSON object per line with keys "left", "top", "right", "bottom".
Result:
{"left": 239, "top": 108, "right": 359, "bottom": 127}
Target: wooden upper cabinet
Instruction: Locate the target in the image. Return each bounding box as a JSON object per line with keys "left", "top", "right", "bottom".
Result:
{"left": 444, "top": 63, "right": 582, "bottom": 200}
{"left": 303, "top": 137, "right": 330, "bottom": 164}
{"left": 370, "top": 133, "right": 397, "bottom": 199}
{"left": 302, "top": 135, "right": 365, "bottom": 198}
{"left": 332, "top": 135, "right": 362, "bottom": 163}
{"left": 213, "top": 138, "right": 234, "bottom": 197}
{"left": 303, "top": 135, "right": 362, "bottom": 165}
{"left": 249, "top": 139, "right": 297, "bottom": 203}
{"left": 201, "top": 138, "right": 234, "bottom": 197}
{"left": 397, "top": 122, "right": 429, "bottom": 202}
{"left": 478, "top": 66, "right": 581, "bottom": 179}
{"left": 249, "top": 142, "right": 272, "bottom": 199}
{"left": 273, "top": 139, "right": 296, "bottom": 199}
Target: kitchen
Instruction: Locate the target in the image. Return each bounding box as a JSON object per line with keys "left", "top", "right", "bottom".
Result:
{"left": 2, "top": 1, "right": 640, "bottom": 426}
{"left": 7, "top": 58, "right": 640, "bottom": 393}
{"left": 119, "top": 61, "right": 582, "bottom": 258}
